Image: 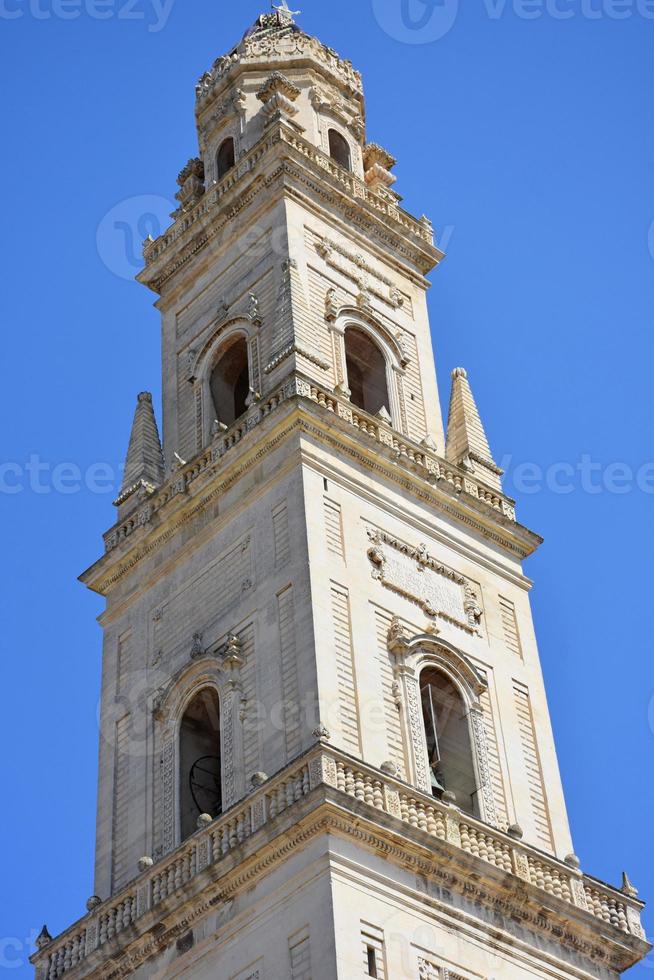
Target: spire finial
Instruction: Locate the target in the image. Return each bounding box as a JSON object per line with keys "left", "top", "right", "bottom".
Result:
{"left": 445, "top": 366, "right": 503, "bottom": 492}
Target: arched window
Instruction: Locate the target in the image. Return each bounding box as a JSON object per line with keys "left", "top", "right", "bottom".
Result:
{"left": 420, "top": 668, "right": 478, "bottom": 815}
{"left": 210, "top": 337, "right": 250, "bottom": 427}
{"left": 328, "top": 129, "right": 351, "bottom": 171}
{"left": 344, "top": 327, "right": 390, "bottom": 417}
{"left": 179, "top": 688, "right": 222, "bottom": 841}
{"left": 216, "top": 137, "right": 235, "bottom": 179}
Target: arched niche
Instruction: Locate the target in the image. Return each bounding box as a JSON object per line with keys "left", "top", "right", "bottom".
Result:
{"left": 389, "top": 630, "right": 498, "bottom": 826}
{"left": 179, "top": 687, "right": 222, "bottom": 841}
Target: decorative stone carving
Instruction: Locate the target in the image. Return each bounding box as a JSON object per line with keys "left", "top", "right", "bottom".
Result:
{"left": 313, "top": 233, "right": 409, "bottom": 313}
{"left": 417, "top": 958, "right": 439, "bottom": 980}
{"left": 196, "top": 813, "right": 213, "bottom": 830}
{"left": 368, "top": 528, "right": 483, "bottom": 635}
{"left": 85, "top": 896, "right": 101, "bottom": 913}
{"left": 387, "top": 616, "right": 410, "bottom": 652}
{"left": 363, "top": 143, "right": 397, "bottom": 194}
{"left": 222, "top": 691, "right": 236, "bottom": 809}
{"left": 508, "top": 823, "right": 524, "bottom": 840}
{"left": 161, "top": 735, "right": 175, "bottom": 855}
{"left": 356, "top": 286, "right": 373, "bottom": 313}
{"left": 404, "top": 672, "right": 432, "bottom": 795}
{"left": 138, "top": 856, "right": 154, "bottom": 873}
{"left": 325, "top": 286, "right": 338, "bottom": 322}
{"left": 223, "top": 632, "right": 245, "bottom": 670}
{"left": 35, "top": 926, "right": 53, "bottom": 951}
{"left": 190, "top": 632, "right": 205, "bottom": 660}
{"left": 312, "top": 724, "right": 331, "bottom": 741}
{"left": 250, "top": 771, "right": 269, "bottom": 788}
{"left": 174, "top": 158, "right": 205, "bottom": 216}
{"left": 247, "top": 292, "right": 262, "bottom": 327}
{"left": 469, "top": 703, "right": 498, "bottom": 826}
{"left": 380, "top": 760, "right": 401, "bottom": 778}
{"left": 256, "top": 71, "right": 302, "bottom": 127}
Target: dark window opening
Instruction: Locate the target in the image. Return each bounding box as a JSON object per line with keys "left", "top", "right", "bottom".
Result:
{"left": 179, "top": 688, "right": 222, "bottom": 842}
{"left": 210, "top": 338, "right": 250, "bottom": 427}
{"left": 366, "top": 946, "right": 378, "bottom": 978}
{"left": 216, "top": 137, "right": 235, "bottom": 179}
{"left": 328, "top": 129, "right": 351, "bottom": 171}
{"left": 420, "top": 668, "right": 478, "bottom": 816}
{"left": 344, "top": 328, "right": 390, "bottom": 417}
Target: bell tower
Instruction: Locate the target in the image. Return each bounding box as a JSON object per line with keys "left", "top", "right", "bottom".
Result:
{"left": 33, "top": 8, "right": 649, "bottom": 980}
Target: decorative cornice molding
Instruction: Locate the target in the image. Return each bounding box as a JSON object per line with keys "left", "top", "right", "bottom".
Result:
{"left": 138, "top": 122, "right": 440, "bottom": 295}
{"left": 81, "top": 378, "right": 535, "bottom": 597}
{"left": 31, "top": 745, "right": 649, "bottom": 980}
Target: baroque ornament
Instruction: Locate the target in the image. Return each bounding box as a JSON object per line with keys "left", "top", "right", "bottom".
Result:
{"left": 367, "top": 528, "right": 484, "bottom": 635}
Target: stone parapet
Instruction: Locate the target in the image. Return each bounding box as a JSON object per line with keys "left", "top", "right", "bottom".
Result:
{"left": 32, "top": 743, "right": 648, "bottom": 979}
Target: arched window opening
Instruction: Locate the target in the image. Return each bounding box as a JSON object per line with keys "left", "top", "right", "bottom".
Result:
{"left": 179, "top": 688, "right": 222, "bottom": 841}
{"left": 345, "top": 327, "right": 390, "bottom": 417}
{"left": 420, "top": 668, "right": 478, "bottom": 815}
{"left": 328, "top": 129, "right": 351, "bottom": 171}
{"left": 210, "top": 337, "right": 250, "bottom": 427}
{"left": 216, "top": 137, "right": 235, "bottom": 179}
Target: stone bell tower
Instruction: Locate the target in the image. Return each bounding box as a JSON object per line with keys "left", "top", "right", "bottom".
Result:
{"left": 33, "top": 7, "right": 649, "bottom": 980}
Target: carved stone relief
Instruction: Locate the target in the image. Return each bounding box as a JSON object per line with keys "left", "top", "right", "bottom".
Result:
{"left": 313, "top": 235, "right": 409, "bottom": 313}
{"left": 367, "top": 528, "right": 483, "bottom": 635}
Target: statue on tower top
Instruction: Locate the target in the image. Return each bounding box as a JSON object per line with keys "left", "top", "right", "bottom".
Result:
{"left": 272, "top": 1, "right": 300, "bottom": 25}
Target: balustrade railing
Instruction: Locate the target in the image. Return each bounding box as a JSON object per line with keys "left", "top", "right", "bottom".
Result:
{"left": 104, "top": 378, "right": 516, "bottom": 555}
{"left": 34, "top": 745, "right": 646, "bottom": 979}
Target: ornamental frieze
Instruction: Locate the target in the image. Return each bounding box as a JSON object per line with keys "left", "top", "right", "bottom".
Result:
{"left": 313, "top": 233, "right": 411, "bottom": 314}
{"left": 366, "top": 527, "right": 483, "bottom": 635}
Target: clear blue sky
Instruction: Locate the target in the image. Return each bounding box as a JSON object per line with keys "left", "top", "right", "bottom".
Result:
{"left": 1, "top": 0, "right": 652, "bottom": 974}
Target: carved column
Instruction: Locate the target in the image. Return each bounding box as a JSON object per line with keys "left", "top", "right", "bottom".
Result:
{"left": 468, "top": 703, "right": 499, "bottom": 827}
{"left": 220, "top": 632, "right": 248, "bottom": 808}
{"left": 220, "top": 680, "right": 246, "bottom": 809}
{"left": 328, "top": 319, "right": 349, "bottom": 397}
{"left": 161, "top": 733, "right": 175, "bottom": 856}
{"left": 390, "top": 363, "right": 407, "bottom": 435}
{"left": 397, "top": 665, "right": 432, "bottom": 795}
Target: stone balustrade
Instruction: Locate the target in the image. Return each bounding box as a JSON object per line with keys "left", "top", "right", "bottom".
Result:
{"left": 33, "top": 744, "right": 646, "bottom": 979}
{"left": 141, "top": 121, "right": 432, "bottom": 275}
{"left": 103, "top": 376, "right": 517, "bottom": 556}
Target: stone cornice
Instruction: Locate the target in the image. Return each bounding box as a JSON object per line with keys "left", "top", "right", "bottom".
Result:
{"left": 80, "top": 377, "right": 539, "bottom": 598}
{"left": 138, "top": 120, "right": 441, "bottom": 296}
{"left": 31, "top": 745, "right": 649, "bottom": 979}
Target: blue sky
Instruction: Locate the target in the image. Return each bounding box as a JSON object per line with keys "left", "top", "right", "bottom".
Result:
{"left": 1, "top": 0, "right": 652, "bottom": 975}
